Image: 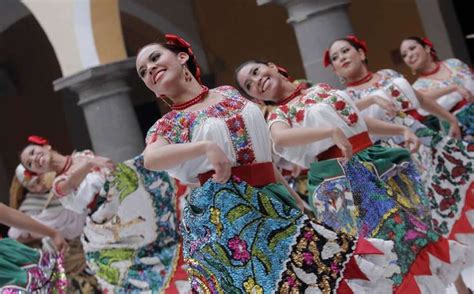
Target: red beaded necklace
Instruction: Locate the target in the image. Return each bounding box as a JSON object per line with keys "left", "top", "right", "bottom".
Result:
{"left": 346, "top": 71, "right": 374, "bottom": 87}
{"left": 57, "top": 156, "right": 72, "bottom": 175}
{"left": 277, "top": 84, "right": 304, "bottom": 105}
{"left": 420, "top": 62, "right": 441, "bottom": 77}
{"left": 171, "top": 86, "right": 209, "bottom": 111}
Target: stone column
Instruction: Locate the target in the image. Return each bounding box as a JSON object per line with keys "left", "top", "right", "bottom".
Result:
{"left": 54, "top": 58, "right": 144, "bottom": 162}
{"left": 258, "top": 0, "right": 354, "bottom": 87}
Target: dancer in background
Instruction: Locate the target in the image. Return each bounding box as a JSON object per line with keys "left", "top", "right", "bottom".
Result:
{"left": 20, "top": 136, "right": 188, "bottom": 293}
{"left": 400, "top": 36, "right": 474, "bottom": 140}
{"left": 326, "top": 35, "right": 474, "bottom": 293}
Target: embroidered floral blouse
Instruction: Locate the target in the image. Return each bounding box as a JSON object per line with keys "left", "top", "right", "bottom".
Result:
{"left": 145, "top": 86, "right": 272, "bottom": 185}
{"left": 412, "top": 58, "right": 474, "bottom": 115}
{"left": 266, "top": 83, "right": 367, "bottom": 168}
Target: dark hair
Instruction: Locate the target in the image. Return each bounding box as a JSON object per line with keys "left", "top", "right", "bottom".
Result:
{"left": 326, "top": 38, "right": 369, "bottom": 66}
{"left": 400, "top": 36, "right": 439, "bottom": 61}
{"left": 234, "top": 60, "right": 289, "bottom": 103}
{"left": 137, "top": 42, "right": 200, "bottom": 81}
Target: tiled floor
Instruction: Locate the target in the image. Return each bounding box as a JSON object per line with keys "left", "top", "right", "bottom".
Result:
{"left": 447, "top": 266, "right": 474, "bottom": 293}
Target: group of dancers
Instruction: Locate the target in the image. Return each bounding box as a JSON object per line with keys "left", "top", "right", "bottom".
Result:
{"left": 1, "top": 33, "right": 473, "bottom": 293}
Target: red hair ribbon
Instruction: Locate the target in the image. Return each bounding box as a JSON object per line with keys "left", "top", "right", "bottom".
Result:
{"left": 323, "top": 49, "right": 331, "bottom": 68}
{"left": 165, "top": 34, "right": 202, "bottom": 83}
{"left": 276, "top": 65, "right": 294, "bottom": 82}
{"left": 28, "top": 135, "right": 48, "bottom": 146}
{"left": 421, "top": 37, "right": 438, "bottom": 60}
{"left": 346, "top": 35, "right": 367, "bottom": 53}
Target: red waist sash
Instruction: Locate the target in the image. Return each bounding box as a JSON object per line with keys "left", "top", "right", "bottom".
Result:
{"left": 198, "top": 162, "right": 276, "bottom": 188}
{"left": 317, "top": 132, "right": 373, "bottom": 161}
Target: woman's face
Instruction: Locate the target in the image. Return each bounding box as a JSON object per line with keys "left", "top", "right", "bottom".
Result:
{"left": 329, "top": 40, "right": 366, "bottom": 78}
{"left": 136, "top": 44, "right": 189, "bottom": 97}
{"left": 20, "top": 144, "right": 52, "bottom": 174}
{"left": 236, "top": 62, "right": 283, "bottom": 102}
{"left": 400, "top": 39, "right": 431, "bottom": 71}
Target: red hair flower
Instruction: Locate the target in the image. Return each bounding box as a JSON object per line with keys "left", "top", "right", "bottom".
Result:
{"left": 323, "top": 49, "right": 331, "bottom": 68}
{"left": 28, "top": 135, "right": 48, "bottom": 146}
{"left": 165, "top": 34, "right": 202, "bottom": 83}
{"left": 346, "top": 35, "right": 367, "bottom": 53}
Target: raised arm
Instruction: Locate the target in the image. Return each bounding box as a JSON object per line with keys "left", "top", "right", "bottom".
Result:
{"left": 55, "top": 156, "right": 114, "bottom": 196}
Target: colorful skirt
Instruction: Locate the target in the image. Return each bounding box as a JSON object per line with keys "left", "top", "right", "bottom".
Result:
{"left": 384, "top": 113, "right": 474, "bottom": 262}
{"left": 0, "top": 238, "right": 67, "bottom": 293}
{"left": 182, "top": 178, "right": 399, "bottom": 293}
{"left": 307, "top": 146, "right": 468, "bottom": 292}
{"left": 82, "top": 156, "right": 189, "bottom": 293}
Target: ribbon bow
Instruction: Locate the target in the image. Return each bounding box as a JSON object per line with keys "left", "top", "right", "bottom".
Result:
{"left": 165, "top": 34, "right": 202, "bottom": 83}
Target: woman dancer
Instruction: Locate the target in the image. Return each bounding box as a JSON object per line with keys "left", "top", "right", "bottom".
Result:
{"left": 136, "top": 34, "right": 435, "bottom": 293}
{"left": 400, "top": 36, "right": 474, "bottom": 139}
{"left": 0, "top": 202, "right": 67, "bottom": 293}
{"left": 326, "top": 35, "right": 474, "bottom": 293}
{"left": 20, "top": 136, "right": 188, "bottom": 292}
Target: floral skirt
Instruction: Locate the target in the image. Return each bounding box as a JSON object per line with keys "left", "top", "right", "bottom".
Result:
{"left": 182, "top": 178, "right": 400, "bottom": 293}
{"left": 386, "top": 114, "right": 474, "bottom": 261}
{"left": 308, "top": 147, "right": 468, "bottom": 292}
{"left": 82, "top": 156, "right": 189, "bottom": 293}
{"left": 0, "top": 238, "right": 67, "bottom": 293}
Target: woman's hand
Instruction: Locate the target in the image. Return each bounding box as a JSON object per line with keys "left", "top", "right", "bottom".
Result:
{"left": 52, "top": 231, "right": 68, "bottom": 253}
{"left": 448, "top": 122, "right": 462, "bottom": 139}
{"left": 205, "top": 142, "right": 231, "bottom": 184}
{"left": 91, "top": 156, "right": 115, "bottom": 170}
{"left": 331, "top": 128, "right": 353, "bottom": 162}
{"left": 403, "top": 128, "right": 421, "bottom": 153}
{"left": 456, "top": 85, "right": 473, "bottom": 103}
{"left": 374, "top": 96, "right": 397, "bottom": 117}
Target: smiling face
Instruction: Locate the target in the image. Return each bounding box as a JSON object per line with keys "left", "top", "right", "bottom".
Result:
{"left": 20, "top": 144, "right": 52, "bottom": 174}
{"left": 329, "top": 40, "right": 367, "bottom": 79}
{"left": 236, "top": 62, "right": 285, "bottom": 102}
{"left": 136, "top": 44, "right": 189, "bottom": 97}
{"left": 400, "top": 39, "right": 432, "bottom": 72}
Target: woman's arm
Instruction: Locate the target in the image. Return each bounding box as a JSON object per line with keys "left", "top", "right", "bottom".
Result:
{"left": 143, "top": 137, "right": 232, "bottom": 183}
{"left": 270, "top": 122, "right": 353, "bottom": 161}
{"left": 273, "top": 165, "right": 306, "bottom": 212}
{"left": 417, "top": 84, "right": 473, "bottom": 102}
{"left": 355, "top": 95, "right": 397, "bottom": 116}
{"left": 56, "top": 156, "right": 114, "bottom": 196}
{"left": 0, "top": 203, "right": 67, "bottom": 250}
{"left": 415, "top": 90, "right": 462, "bottom": 138}
{"left": 365, "top": 117, "right": 420, "bottom": 152}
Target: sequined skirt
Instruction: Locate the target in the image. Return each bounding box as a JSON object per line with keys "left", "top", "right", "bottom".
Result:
{"left": 181, "top": 178, "right": 406, "bottom": 293}
{"left": 308, "top": 147, "right": 468, "bottom": 289}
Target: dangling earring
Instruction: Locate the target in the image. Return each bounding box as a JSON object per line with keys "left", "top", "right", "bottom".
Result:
{"left": 183, "top": 65, "right": 192, "bottom": 82}
{"left": 159, "top": 95, "right": 172, "bottom": 108}
{"left": 411, "top": 69, "right": 417, "bottom": 76}
{"left": 339, "top": 76, "right": 346, "bottom": 85}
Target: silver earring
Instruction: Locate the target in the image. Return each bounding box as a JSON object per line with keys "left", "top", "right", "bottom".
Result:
{"left": 339, "top": 76, "right": 346, "bottom": 84}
